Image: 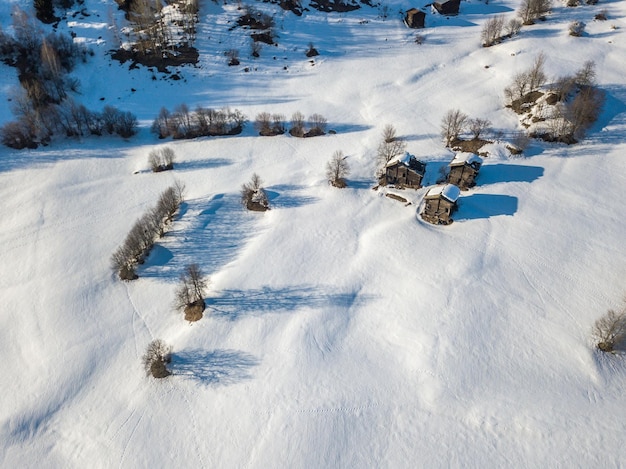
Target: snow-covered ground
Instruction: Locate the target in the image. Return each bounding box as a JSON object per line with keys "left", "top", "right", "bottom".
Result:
{"left": 1, "top": 0, "right": 626, "bottom": 467}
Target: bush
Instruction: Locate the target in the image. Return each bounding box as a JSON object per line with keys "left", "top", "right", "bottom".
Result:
{"left": 0, "top": 120, "right": 36, "bottom": 149}
{"left": 592, "top": 305, "right": 626, "bottom": 353}
{"left": 518, "top": 0, "right": 552, "bottom": 25}
{"left": 148, "top": 146, "right": 176, "bottom": 172}
{"left": 241, "top": 173, "right": 269, "bottom": 211}
{"left": 326, "top": 150, "right": 349, "bottom": 188}
{"left": 569, "top": 21, "right": 585, "bottom": 37}
{"left": 142, "top": 339, "right": 172, "bottom": 378}
{"left": 152, "top": 105, "right": 246, "bottom": 140}
{"left": 289, "top": 111, "right": 305, "bottom": 137}
{"left": 481, "top": 15, "right": 504, "bottom": 47}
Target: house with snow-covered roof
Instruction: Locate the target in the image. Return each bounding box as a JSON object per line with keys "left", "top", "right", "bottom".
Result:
{"left": 421, "top": 183, "right": 460, "bottom": 225}
{"left": 380, "top": 152, "right": 426, "bottom": 189}
{"left": 446, "top": 152, "right": 483, "bottom": 190}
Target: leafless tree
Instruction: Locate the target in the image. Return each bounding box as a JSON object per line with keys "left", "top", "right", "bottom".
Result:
{"left": 142, "top": 339, "right": 172, "bottom": 378}
{"left": 326, "top": 150, "right": 349, "bottom": 188}
{"left": 381, "top": 124, "right": 398, "bottom": 143}
{"left": 481, "top": 15, "right": 504, "bottom": 47}
{"left": 255, "top": 112, "right": 272, "bottom": 135}
{"left": 271, "top": 114, "right": 285, "bottom": 134}
{"left": 468, "top": 117, "right": 492, "bottom": 139}
{"left": 309, "top": 113, "right": 327, "bottom": 135}
{"left": 148, "top": 146, "right": 176, "bottom": 171}
{"left": 175, "top": 263, "right": 208, "bottom": 310}
{"left": 241, "top": 173, "right": 269, "bottom": 211}
{"left": 440, "top": 109, "right": 468, "bottom": 146}
{"left": 518, "top": 0, "right": 552, "bottom": 25}
{"left": 575, "top": 60, "right": 596, "bottom": 87}
{"left": 528, "top": 53, "right": 547, "bottom": 92}
{"left": 565, "top": 86, "right": 604, "bottom": 139}
{"left": 225, "top": 48, "right": 240, "bottom": 66}
{"left": 592, "top": 304, "right": 626, "bottom": 353}
{"left": 290, "top": 111, "right": 305, "bottom": 137}
{"left": 505, "top": 17, "right": 522, "bottom": 37}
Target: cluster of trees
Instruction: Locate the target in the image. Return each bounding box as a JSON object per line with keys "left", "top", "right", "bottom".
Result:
{"left": 148, "top": 147, "right": 176, "bottom": 172}
{"left": 111, "top": 182, "right": 185, "bottom": 280}
{"left": 151, "top": 105, "right": 246, "bottom": 139}
{"left": 440, "top": 111, "right": 492, "bottom": 148}
{"left": 115, "top": 0, "right": 199, "bottom": 56}
{"left": 254, "top": 112, "right": 328, "bottom": 138}
{"left": 480, "top": 0, "right": 551, "bottom": 47}
{"left": 505, "top": 55, "right": 604, "bottom": 143}
{"left": 34, "top": 0, "right": 77, "bottom": 23}
{"left": 241, "top": 173, "right": 270, "bottom": 211}
{"left": 0, "top": 7, "right": 137, "bottom": 148}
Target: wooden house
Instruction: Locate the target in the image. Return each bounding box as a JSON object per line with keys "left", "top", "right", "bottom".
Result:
{"left": 446, "top": 152, "right": 482, "bottom": 190}
{"left": 421, "top": 184, "right": 460, "bottom": 225}
{"left": 433, "top": 0, "right": 460, "bottom": 15}
{"left": 404, "top": 8, "right": 426, "bottom": 28}
{"left": 381, "top": 153, "right": 427, "bottom": 189}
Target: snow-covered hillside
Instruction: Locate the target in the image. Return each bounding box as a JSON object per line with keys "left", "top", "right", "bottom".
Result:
{"left": 1, "top": 0, "right": 626, "bottom": 467}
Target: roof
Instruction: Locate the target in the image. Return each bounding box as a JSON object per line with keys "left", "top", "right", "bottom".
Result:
{"left": 425, "top": 184, "right": 460, "bottom": 202}
{"left": 450, "top": 152, "right": 483, "bottom": 167}
{"left": 386, "top": 152, "right": 426, "bottom": 173}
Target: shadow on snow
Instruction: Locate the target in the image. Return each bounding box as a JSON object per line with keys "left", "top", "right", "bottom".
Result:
{"left": 478, "top": 164, "right": 544, "bottom": 185}
{"left": 170, "top": 349, "right": 259, "bottom": 385}
{"left": 207, "top": 285, "right": 368, "bottom": 321}
{"left": 456, "top": 194, "right": 518, "bottom": 220}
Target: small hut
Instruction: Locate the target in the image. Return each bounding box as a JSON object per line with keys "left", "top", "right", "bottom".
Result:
{"left": 405, "top": 8, "right": 426, "bottom": 28}
{"left": 447, "top": 152, "right": 483, "bottom": 190}
{"left": 381, "top": 153, "right": 427, "bottom": 189}
{"left": 432, "top": 0, "right": 460, "bottom": 15}
{"left": 421, "top": 184, "right": 460, "bottom": 225}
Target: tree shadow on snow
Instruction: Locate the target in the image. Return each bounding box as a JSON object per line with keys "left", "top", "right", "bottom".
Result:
{"left": 478, "top": 164, "right": 544, "bottom": 185}
{"left": 456, "top": 194, "right": 518, "bottom": 220}
{"left": 170, "top": 349, "right": 259, "bottom": 385}
{"left": 174, "top": 157, "right": 232, "bottom": 172}
{"left": 140, "top": 192, "right": 255, "bottom": 279}
{"left": 266, "top": 185, "right": 319, "bottom": 209}
{"left": 207, "top": 285, "right": 368, "bottom": 321}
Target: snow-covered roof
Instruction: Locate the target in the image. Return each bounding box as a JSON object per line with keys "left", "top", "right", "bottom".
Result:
{"left": 426, "top": 184, "right": 460, "bottom": 202}
{"left": 386, "top": 151, "right": 414, "bottom": 167}
{"left": 450, "top": 152, "right": 483, "bottom": 167}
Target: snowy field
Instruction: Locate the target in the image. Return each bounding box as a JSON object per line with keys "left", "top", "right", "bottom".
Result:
{"left": 1, "top": 0, "right": 626, "bottom": 467}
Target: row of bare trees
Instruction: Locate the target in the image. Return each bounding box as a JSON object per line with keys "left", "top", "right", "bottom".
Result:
{"left": 111, "top": 182, "right": 185, "bottom": 280}
{"left": 254, "top": 111, "right": 328, "bottom": 137}
{"left": 151, "top": 105, "right": 246, "bottom": 140}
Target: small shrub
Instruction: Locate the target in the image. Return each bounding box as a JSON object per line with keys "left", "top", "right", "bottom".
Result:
{"left": 569, "top": 21, "right": 586, "bottom": 37}
{"left": 148, "top": 146, "right": 176, "bottom": 172}
{"left": 414, "top": 34, "right": 425, "bottom": 45}
{"left": 289, "top": 111, "right": 305, "bottom": 137}
{"left": 142, "top": 339, "right": 172, "bottom": 378}
{"left": 481, "top": 15, "right": 504, "bottom": 47}
{"left": 225, "top": 49, "right": 240, "bottom": 66}
{"left": 505, "top": 17, "right": 522, "bottom": 36}
{"left": 305, "top": 42, "right": 319, "bottom": 57}
{"left": 307, "top": 113, "right": 327, "bottom": 136}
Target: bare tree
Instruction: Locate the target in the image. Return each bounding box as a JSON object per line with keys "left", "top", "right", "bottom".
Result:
{"left": 271, "top": 114, "right": 285, "bottom": 134}
{"left": 528, "top": 53, "right": 547, "bottom": 92}
{"left": 592, "top": 305, "right": 626, "bottom": 353}
{"left": 505, "top": 17, "right": 522, "bottom": 37}
{"left": 148, "top": 146, "right": 176, "bottom": 171}
{"left": 376, "top": 131, "right": 407, "bottom": 170}
{"left": 575, "top": 60, "right": 596, "bottom": 87}
{"left": 481, "top": 15, "right": 504, "bottom": 47}
{"left": 565, "top": 86, "right": 604, "bottom": 140}
{"left": 381, "top": 124, "right": 398, "bottom": 143}
{"left": 518, "top": 0, "right": 552, "bottom": 25}
{"left": 326, "top": 150, "right": 349, "bottom": 188}
{"left": 308, "top": 113, "right": 327, "bottom": 136}
{"left": 468, "top": 117, "right": 492, "bottom": 139}
{"left": 255, "top": 112, "right": 272, "bottom": 135}
{"left": 175, "top": 263, "right": 208, "bottom": 322}
{"left": 241, "top": 173, "right": 269, "bottom": 211}
{"left": 290, "top": 111, "right": 305, "bottom": 137}
{"left": 225, "top": 48, "right": 240, "bottom": 66}
{"left": 142, "top": 339, "right": 172, "bottom": 378}
{"left": 440, "top": 109, "right": 468, "bottom": 146}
